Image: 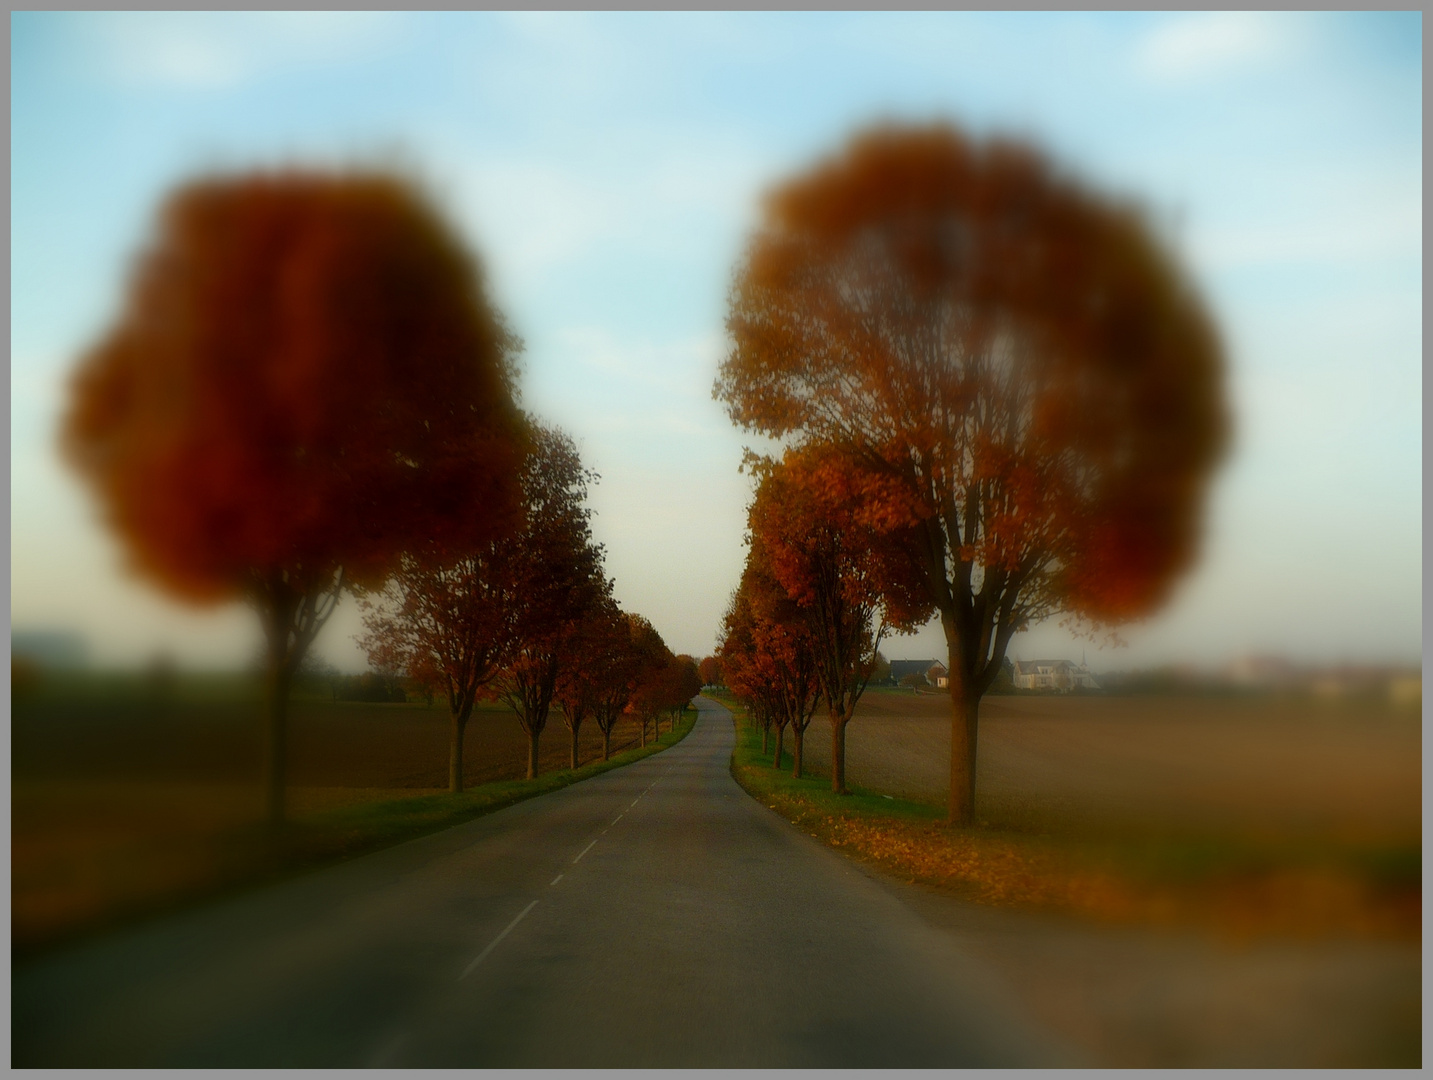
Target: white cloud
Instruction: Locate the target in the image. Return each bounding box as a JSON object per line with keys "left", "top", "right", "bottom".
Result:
{"left": 1133, "top": 13, "right": 1288, "bottom": 82}
{"left": 1189, "top": 197, "right": 1421, "bottom": 270}
{"left": 84, "top": 11, "right": 402, "bottom": 90}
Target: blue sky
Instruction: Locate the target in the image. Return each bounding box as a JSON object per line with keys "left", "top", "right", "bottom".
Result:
{"left": 11, "top": 11, "right": 1422, "bottom": 671}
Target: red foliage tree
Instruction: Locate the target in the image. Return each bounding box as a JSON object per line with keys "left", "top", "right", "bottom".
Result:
{"left": 580, "top": 602, "right": 642, "bottom": 763}
{"left": 698, "top": 655, "right": 723, "bottom": 688}
{"left": 716, "top": 123, "right": 1228, "bottom": 822}
{"left": 491, "top": 426, "right": 607, "bottom": 780}
{"left": 62, "top": 170, "right": 522, "bottom": 823}
{"left": 553, "top": 592, "right": 618, "bottom": 770}
{"left": 360, "top": 546, "right": 517, "bottom": 793}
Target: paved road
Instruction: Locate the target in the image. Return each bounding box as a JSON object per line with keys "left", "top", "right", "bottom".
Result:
{"left": 13, "top": 697, "right": 1074, "bottom": 1067}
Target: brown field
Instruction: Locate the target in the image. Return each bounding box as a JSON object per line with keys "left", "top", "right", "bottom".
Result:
{"left": 12, "top": 677, "right": 665, "bottom": 951}
{"left": 743, "top": 688, "right": 1421, "bottom": 1064}
{"left": 800, "top": 689, "right": 1420, "bottom": 847}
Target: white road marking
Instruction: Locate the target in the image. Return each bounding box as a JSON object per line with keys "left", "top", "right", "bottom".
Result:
{"left": 611, "top": 812, "right": 624, "bottom": 825}
{"left": 459, "top": 900, "right": 538, "bottom": 980}
{"left": 550, "top": 874, "right": 563, "bottom": 886}
{"left": 572, "top": 838, "right": 599, "bottom": 864}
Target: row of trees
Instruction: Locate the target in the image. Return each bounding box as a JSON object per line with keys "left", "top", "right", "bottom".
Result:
{"left": 60, "top": 169, "right": 700, "bottom": 822}
{"left": 360, "top": 421, "right": 702, "bottom": 792}
{"left": 717, "top": 450, "right": 923, "bottom": 792}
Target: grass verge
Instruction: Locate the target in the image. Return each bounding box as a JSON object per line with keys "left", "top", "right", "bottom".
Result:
{"left": 717, "top": 692, "right": 1419, "bottom": 941}
{"left": 15, "top": 706, "right": 699, "bottom": 961}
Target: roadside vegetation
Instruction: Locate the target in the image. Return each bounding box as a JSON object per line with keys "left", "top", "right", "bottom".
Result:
{"left": 716, "top": 690, "right": 1418, "bottom": 941}
{"left": 14, "top": 676, "right": 697, "bottom": 958}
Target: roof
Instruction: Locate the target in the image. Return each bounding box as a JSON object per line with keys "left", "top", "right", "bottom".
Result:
{"left": 1012, "top": 659, "right": 1086, "bottom": 674}
{"left": 889, "top": 659, "right": 940, "bottom": 680}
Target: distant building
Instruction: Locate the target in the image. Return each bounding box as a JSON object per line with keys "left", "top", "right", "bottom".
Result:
{"left": 885, "top": 659, "right": 932, "bottom": 687}
{"left": 12, "top": 630, "right": 88, "bottom": 669}
{"left": 1011, "top": 659, "right": 1099, "bottom": 691}
{"left": 887, "top": 659, "right": 950, "bottom": 689}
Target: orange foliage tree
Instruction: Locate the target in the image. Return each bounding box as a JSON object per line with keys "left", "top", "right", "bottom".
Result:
{"left": 698, "top": 655, "right": 723, "bottom": 688}
{"left": 625, "top": 618, "right": 675, "bottom": 749}
{"left": 745, "top": 452, "right": 925, "bottom": 790}
{"left": 62, "top": 170, "right": 522, "bottom": 823}
{"left": 716, "top": 123, "right": 1228, "bottom": 822}
{"left": 717, "top": 535, "right": 822, "bottom": 777}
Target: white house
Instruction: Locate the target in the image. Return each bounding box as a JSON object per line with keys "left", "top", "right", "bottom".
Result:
{"left": 1011, "top": 659, "right": 1099, "bottom": 691}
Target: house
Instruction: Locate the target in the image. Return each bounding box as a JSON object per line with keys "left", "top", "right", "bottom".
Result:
{"left": 888, "top": 659, "right": 949, "bottom": 689}
{"left": 1011, "top": 659, "right": 1099, "bottom": 691}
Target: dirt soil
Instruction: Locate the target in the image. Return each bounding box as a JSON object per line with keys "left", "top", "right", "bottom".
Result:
{"left": 800, "top": 690, "right": 1420, "bottom": 845}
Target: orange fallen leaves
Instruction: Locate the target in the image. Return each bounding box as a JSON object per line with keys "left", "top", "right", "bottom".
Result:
{"left": 748, "top": 774, "right": 1418, "bottom": 941}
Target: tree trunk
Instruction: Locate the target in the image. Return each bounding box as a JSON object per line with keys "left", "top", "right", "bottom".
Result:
{"left": 792, "top": 722, "right": 804, "bottom": 778}
{"left": 569, "top": 721, "right": 580, "bottom": 770}
{"left": 602, "top": 725, "right": 611, "bottom": 761}
{"left": 772, "top": 723, "right": 785, "bottom": 771}
{"left": 761, "top": 720, "right": 769, "bottom": 756}
{"left": 830, "top": 712, "right": 849, "bottom": 795}
{"left": 262, "top": 663, "right": 291, "bottom": 826}
{"left": 639, "top": 719, "right": 646, "bottom": 748}
{"left": 449, "top": 703, "right": 471, "bottom": 794}
{"left": 948, "top": 685, "right": 979, "bottom": 825}
{"left": 527, "top": 725, "right": 540, "bottom": 780}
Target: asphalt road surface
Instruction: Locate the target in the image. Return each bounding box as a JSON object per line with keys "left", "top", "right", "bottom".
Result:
{"left": 13, "top": 697, "right": 1075, "bottom": 1067}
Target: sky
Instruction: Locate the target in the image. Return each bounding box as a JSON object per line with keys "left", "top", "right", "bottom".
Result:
{"left": 10, "top": 11, "right": 1422, "bottom": 673}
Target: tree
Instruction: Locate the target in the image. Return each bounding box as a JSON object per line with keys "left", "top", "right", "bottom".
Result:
{"left": 554, "top": 591, "right": 618, "bottom": 770}
{"left": 870, "top": 651, "right": 892, "bottom": 686}
{"left": 668, "top": 655, "right": 703, "bottom": 730}
{"left": 746, "top": 451, "right": 925, "bottom": 792}
{"left": 717, "top": 541, "right": 822, "bottom": 777}
{"left": 492, "top": 426, "right": 607, "bottom": 781}
{"left": 589, "top": 609, "right": 649, "bottom": 761}
{"left": 698, "top": 655, "right": 723, "bottom": 688}
{"left": 359, "top": 544, "right": 518, "bottom": 793}
{"left": 625, "top": 619, "right": 674, "bottom": 749}
{"left": 716, "top": 123, "right": 1227, "bottom": 823}
{"left": 62, "top": 170, "right": 522, "bottom": 823}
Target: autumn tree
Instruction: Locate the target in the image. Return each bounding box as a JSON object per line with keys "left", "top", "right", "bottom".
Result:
{"left": 492, "top": 426, "right": 607, "bottom": 780}
{"left": 360, "top": 542, "right": 520, "bottom": 793}
{"left": 716, "top": 122, "right": 1228, "bottom": 823}
{"left": 698, "top": 655, "right": 723, "bottom": 688}
{"left": 718, "top": 588, "right": 773, "bottom": 755}
{"left": 626, "top": 619, "right": 674, "bottom": 749}
{"left": 553, "top": 592, "right": 620, "bottom": 770}
{"left": 62, "top": 170, "right": 522, "bottom": 823}
{"left": 717, "top": 542, "right": 822, "bottom": 777}
{"left": 746, "top": 451, "right": 925, "bottom": 791}
{"left": 589, "top": 610, "right": 650, "bottom": 761}
{"left": 667, "top": 655, "right": 703, "bottom": 731}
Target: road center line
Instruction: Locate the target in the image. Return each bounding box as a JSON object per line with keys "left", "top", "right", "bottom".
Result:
{"left": 550, "top": 874, "right": 563, "bottom": 886}
{"left": 459, "top": 900, "right": 538, "bottom": 980}
{"left": 572, "top": 838, "right": 599, "bottom": 864}
{"left": 611, "top": 812, "right": 624, "bottom": 825}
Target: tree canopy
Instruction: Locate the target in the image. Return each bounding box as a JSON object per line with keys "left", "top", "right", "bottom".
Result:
{"left": 62, "top": 169, "right": 524, "bottom": 822}
{"left": 716, "top": 122, "right": 1228, "bottom": 821}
